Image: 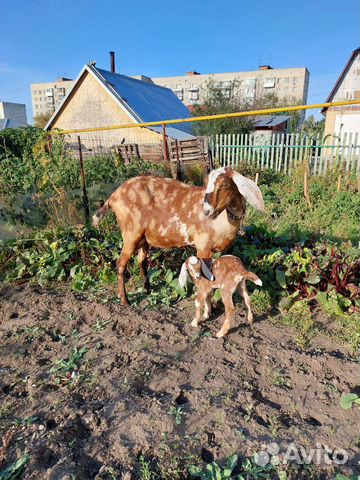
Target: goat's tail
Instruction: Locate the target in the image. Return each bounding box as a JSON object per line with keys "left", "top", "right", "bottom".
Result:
{"left": 244, "top": 271, "right": 262, "bottom": 287}
{"left": 92, "top": 199, "right": 110, "bottom": 228}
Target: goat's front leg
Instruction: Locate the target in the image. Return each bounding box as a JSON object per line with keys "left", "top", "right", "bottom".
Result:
{"left": 203, "top": 292, "right": 212, "bottom": 320}
{"left": 238, "top": 280, "right": 253, "bottom": 325}
{"left": 191, "top": 289, "right": 208, "bottom": 328}
{"left": 216, "top": 290, "right": 235, "bottom": 338}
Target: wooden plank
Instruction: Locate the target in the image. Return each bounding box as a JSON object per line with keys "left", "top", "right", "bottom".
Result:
{"left": 228, "top": 134, "right": 232, "bottom": 167}
{"left": 346, "top": 132, "right": 353, "bottom": 172}
{"left": 353, "top": 132, "right": 359, "bottom": 173}
{"left": 269, "top": 134, "right": 275, "bottom": 169}
{"left": 235, "top": 133, "right": 240, "bottom": 167}
{"left": 284, "top": 134, "right": 290, "bottom": 174}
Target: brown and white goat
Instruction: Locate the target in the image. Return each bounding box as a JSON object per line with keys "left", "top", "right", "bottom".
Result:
{"left": 92, "top": 167, "right": 264, "bottom": 305}
{"left": 179, "top": 255, "right": 262, "bottom": 338}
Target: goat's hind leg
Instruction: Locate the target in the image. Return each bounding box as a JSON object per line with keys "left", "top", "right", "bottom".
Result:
{"left": 238, "top": 280, "right": 253, "bottom": 325}
{"left": 137, "top": 241, "right": 150, "bottom": 293}
{"left": 216, "top": 290, "right": 235, "bottom": 338}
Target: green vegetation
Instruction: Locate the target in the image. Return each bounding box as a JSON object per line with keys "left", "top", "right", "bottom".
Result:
{"left": 0, "top": 454, "right": 29, "bottom": 480}
{"left": 0, "top": 127, "right": 359, "bottom": 353}
{"left": 192, "top": 82, "right": 302, "bottom": 136}
{"left": 340, "top": 393, "right": 360, "bottom": 410}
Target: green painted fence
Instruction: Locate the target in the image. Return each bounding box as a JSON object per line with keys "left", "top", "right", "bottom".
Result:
{"left": 210, "top": 132, "right": 360, "bottom": 175}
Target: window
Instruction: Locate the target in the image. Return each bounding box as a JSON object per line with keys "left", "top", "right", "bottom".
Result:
{"left": 264, "top": 78, "right": 275, "bottom": 88}
{"left": 284, "top": 78, "right": 289, "bottom": 83}
{"left": 190, "top": 91, "right": 199, "bottom": 100}
{"left": 245, "top": 78, "right": 256, "bottom": 86}
{"left": 284, "top": 87, "right": 289, "bottom": 93}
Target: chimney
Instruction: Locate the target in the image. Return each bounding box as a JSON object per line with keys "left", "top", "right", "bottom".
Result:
{"left": 259, "top": 65, "right": 273, "bottom": 70}
{"left": 109, "top": 51, "right": 116, "bottom": 73}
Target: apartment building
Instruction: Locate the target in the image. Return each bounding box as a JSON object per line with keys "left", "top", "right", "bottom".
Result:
{"left": 31, "top": 78, "right": 74, "bottom": 118}
{"left": 148, "top": 66, "right": 309, "bottom": 108}
{"left": 0, "top": 101, "right": 27, "bottom": 129}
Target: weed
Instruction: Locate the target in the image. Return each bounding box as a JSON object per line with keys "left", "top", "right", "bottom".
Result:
{"left": 189, "top": 454, "right": 238, "bottom": 479}
{"left": 340, "top": 392, "right": 360, "bottom": 410}
{"left": 0, "top": 453, "right": 29, "bottom": 480}
{"left": 92, "top": 320, "right": 112, "bottom": 332}
{"left": 280, "top": 301, "right": 317, "bottom": 350}
{"left": 168, "top": 405, "right": 186, "bottom": 425}
{"left": 138, "top": 455, "right": 154, "bottom": 480}
{"left": 272, "top": 368, "right": 292, "bottom": 389}
{"left": 50, "top": 346, "right": 88, "bottom": 384}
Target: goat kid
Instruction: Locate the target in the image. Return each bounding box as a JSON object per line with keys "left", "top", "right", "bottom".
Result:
{"left": 92, "top": 167, "right": 264, "bottom": 305}
{"left": 179, "top": 255, "right": 262, "bottom": 338}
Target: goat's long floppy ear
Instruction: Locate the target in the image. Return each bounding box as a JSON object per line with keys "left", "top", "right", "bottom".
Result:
{"left": 228, "top": 170, "right": 265, "bottom": 211}
{"left": 178, "top": 262, "right": 188, "bottom": 288}
{"left": 200, "top": 259, "right": 215, "bottom": 281}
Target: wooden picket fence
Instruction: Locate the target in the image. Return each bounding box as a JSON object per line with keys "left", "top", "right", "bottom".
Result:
{"left": 209, "top": 132, "right": 360, "bottom": 175}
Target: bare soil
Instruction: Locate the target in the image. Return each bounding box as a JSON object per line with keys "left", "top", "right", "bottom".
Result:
{"left": 0, "top": 284, "right": 358, "bottom": 479}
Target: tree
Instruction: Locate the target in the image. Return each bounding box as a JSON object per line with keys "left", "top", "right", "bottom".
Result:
{"left": 301, "top": 115, "right": 325, "bottom": 138}
{"left": 191, "top": 82, "right": 304, "bottom": 135}
{"left": 34, "top": 111, "right": 53, "bottom": 129}
{"left": 191, "top": 80, "right": 254, "bottom": 136}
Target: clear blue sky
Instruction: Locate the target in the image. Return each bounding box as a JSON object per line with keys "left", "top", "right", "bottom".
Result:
{"left": 1, "top": 0, "right": 359, "bottom": 122}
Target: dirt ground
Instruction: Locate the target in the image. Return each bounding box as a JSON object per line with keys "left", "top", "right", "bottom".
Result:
{"left": 0, "top": 284, "right": 359, "bottom": 479}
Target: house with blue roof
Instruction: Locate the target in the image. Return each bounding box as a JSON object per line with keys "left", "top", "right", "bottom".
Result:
{"left": 45, "top": 63, "right": 195, "bottom": 148}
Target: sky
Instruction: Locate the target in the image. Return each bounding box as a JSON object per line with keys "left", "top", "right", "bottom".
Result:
{"left": 0, "top": 0, "right": 359, "bottom": 123}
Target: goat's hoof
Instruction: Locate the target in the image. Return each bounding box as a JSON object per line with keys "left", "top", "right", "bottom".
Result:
{"left": 190, "top": 319, "right": 199, "bottom": 328}
{"left": 215, "top": 330, "right": 227, "bottom": 338}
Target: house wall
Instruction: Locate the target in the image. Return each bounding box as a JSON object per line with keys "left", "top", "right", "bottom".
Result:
{"left": 50, "top": 71, "right": 161, "bottom": 148}
{"left": 324, "top": 110, "right": 360, "bottom": 137}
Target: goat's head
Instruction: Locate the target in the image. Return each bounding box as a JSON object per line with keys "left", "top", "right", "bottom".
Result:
{"left": 203, "top": 167, "right": 265, "bottom": 219}
{"left": 179, "top": 256, "right": 214, "bottom": 288}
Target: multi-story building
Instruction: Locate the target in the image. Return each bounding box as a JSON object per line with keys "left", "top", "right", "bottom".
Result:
{"left": 145, "top": 65, "right": 309, "bottom": 108}
{"left": 0, "top": 101, "right": 27, "bottom": 129}
{"left": 31, "top": 78, "right": 74, "bottom": 118}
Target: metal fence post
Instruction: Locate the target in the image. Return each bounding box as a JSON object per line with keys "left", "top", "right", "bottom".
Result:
{"left": 77, "top": 136, "right": 90, "bottom": 225}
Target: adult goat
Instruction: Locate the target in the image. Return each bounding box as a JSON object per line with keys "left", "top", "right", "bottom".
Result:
{"left": 92, "top": 167, "right": 264, "bottom": 305}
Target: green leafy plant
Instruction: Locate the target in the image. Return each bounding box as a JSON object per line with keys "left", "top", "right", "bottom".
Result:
{"left": 340, "top": 393, "right": 360, "bottom": 410}
{"left": 50, "top": 346, "right": 88, "bottom": 384}
{"left": 189, "top": 454, "right": 238, "bottom": 479}
{"left": 168, "top": 406, "right": 186, "bottom": 425}
{"left": 0, "top": 454, "right": 29, "bottom": 480}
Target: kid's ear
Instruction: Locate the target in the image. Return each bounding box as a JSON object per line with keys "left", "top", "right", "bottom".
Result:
{"left": 200, "top": 259, "right": 215, "bottom": 281}
{"left": 178, "top": 262, "right": 188, "bottom": 288}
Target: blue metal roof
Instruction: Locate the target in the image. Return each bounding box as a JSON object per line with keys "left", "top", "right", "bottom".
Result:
{"left": 254, "top": 115, "right": 291, "bottom": 128}
{"left": 94, "top": 67, "right": 195, "bottom": 138}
